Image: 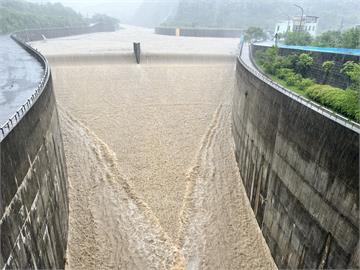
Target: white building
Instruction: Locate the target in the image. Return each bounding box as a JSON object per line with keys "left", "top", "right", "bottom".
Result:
{"left": 274, "top": 15, "right": 319, "bottom": 37}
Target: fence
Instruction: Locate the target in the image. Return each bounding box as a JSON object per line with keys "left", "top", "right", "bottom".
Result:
{"left": 0, "top": 33, "right": 50, "bottom": 141}
{"left": 238, "top": 42, "right": 360, "bottom": 134}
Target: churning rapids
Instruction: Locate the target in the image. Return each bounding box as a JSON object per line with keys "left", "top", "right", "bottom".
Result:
{"left": 32, "top": 25, "right": 276, "bottom": 270}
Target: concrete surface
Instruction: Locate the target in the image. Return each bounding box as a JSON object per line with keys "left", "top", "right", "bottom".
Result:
{"left": 32, "top": 25, "right": 240, "bottom": 56}
{"left": 0, "top": 35, "right": 43, "bottom": 126}
{"left": 155, "top": 27, "right": 243, "bottom": 38}
{"left": 0, "top": 74, "right": 68, "bottom": 269}
{"left": 233, "top": 44, "right": 359, "bottom": 269}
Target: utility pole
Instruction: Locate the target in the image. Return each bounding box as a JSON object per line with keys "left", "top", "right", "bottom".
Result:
{"left": 294, "top": 4, "right": 304, "bottom": 32}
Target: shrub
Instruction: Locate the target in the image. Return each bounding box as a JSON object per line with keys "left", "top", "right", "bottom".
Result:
{"left": 295, "top": 53, "right": 314, "bottom": 76}
{"left": 255, "top": 51, "right": 266, "bottom": 65}
{"left": 283, "top": 54, "right": 300, "bottom": 69}
{"left": 322, "top": 61, "right": 335, "bottom": 73}
{"left": 285, "top": 73, "right": 302, "bottom": 86}
{"left": 341, "top": 61, "right": 360, "bottom": 91}
{"left": 305, "top": 85, "right": 360, "bottom": 122}
{"left": 263, "top": 62, "right": 277, "bottom": 75}
{"left": 298, "top": 78, "right": 315, "bottom": 90}
{"left": 285, "top": 32, "right": 313, "bottom": 46}
{"left": 276, "top": 68, "right": 295, "bottom": 80}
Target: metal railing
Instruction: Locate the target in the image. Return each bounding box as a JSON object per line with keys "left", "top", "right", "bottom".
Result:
{"left": 238, "top": 42, "right": 360, "bottom": 134}
{"left": 0, "top": 33, "right": 50, "bottom": 142}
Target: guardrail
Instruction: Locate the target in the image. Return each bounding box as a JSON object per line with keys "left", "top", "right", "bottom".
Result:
{"left": 0, "top": 33, "right": 50, "bottom": 142}
{"left": 238, "top": 42, "right": 360, "bottom": 134}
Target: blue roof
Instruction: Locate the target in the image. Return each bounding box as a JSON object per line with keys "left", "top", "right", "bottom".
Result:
{"left": 279, "top": 44, "right": 360, "bottom": 56}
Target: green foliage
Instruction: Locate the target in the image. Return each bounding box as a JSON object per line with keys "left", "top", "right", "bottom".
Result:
{"left": 305, "top": 85, "right": 360, "bottom": 122}
{"left": 0, "top": 0, "right": 120, "bottom": 34}
{"left": 0, "top": 0, "right": 86, "bottom": 33}
{"left": 285, "top": 73, "right": 302, "bottom": 87}
{"left": 313, "top": 27, "right": 360, "bottom": 49}
{"left": 313, "top": 31, "right": 341, "bottom": 47}
{"left": 276, "top": 68, "right": 295, "bottom": 80}
{"left": 256, "top": 47, "right": 358, "bottom": 122}
{"left": 244, "top": 27, "right": 266, "bottom": 42}
{"left": 321, "top": 61, "right": 335, "bottom": 84}
{"left": 341, "top": 61, "right": 360, "bottom": 91}
{"left": 165, "top": 0, "right": 360, "bottom": 33}
{"left": 340, "top": 27, "right": 360, "bottom": 49}
{"left": 298, "top": 78, "right": 315, "bottom": 90}
{"left": 322, "top": 61, "right": 335, "bottom": 73}
{"left": 284, "top": 32, "right": 313, "bottom": 46}
{"left": 88, "top": 13, "right": 120, "bottom": 26}
{"left": 282, "top": 27, "right": 359, "bottom": 49}
{"left": 295, "top": 53, "right": 314, "bottom": 76}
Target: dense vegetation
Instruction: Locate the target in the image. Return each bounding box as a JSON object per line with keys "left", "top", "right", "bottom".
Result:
{"left": 256, "top": 47, "right": 360, "bottom": 122}
{"left": 164, "top": 0, "right": 360, "bottom": 32}
{"left": 0, "top": 0, "right": 119, "bottom": 34}
{"left": 284, "top": 27, "right": 360, "bottom": 49}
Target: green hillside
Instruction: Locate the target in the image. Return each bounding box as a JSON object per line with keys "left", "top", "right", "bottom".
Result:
{"left": 0, "top": 0, "right": 120, "bottom": 34}
{"left": 0, "top": 0, "right": 86, "bottom": 33}
{"left": 164, "top": 0, "right": 360, "bottom": 32}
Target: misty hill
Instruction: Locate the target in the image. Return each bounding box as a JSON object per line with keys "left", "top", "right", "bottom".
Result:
{"left": 0, "top": 0, "right": 121, "bottom": 34}
{"left": 131, "top": 0, "right": 179, "bottom": 28}
{"left": 164, "top": 0, "right": 360, "bottom": 32}
{"left": 0, "top": 0, "right": 86, "bottom": 33}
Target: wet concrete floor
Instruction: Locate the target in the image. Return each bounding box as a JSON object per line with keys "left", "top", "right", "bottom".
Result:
{"left": 0, "top": 35, "right": 43, "bottom": 127}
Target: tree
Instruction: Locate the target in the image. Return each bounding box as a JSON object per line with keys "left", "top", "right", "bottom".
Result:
{"left": 89, "top": 14, "right": 120, "bottom": 27}
{"left": 295, "top": 53, "right": 314, "bottom": 76}
{"left": 313, "top": 31, "right": 341, "bottom": 47}
{"left": 340, "top": 27, "right": 360, "bottom": 49}
{"left": 244, "top": 27, "right": 266, "bottom": 42}
{"left": 341, "top": 61, "right": 360, "bottom": 91}
{"left": 312, "top": 27, "right": 360, "bottom": 49}
{"left": 321, "top": 61, "right": 335, "bottom": 84}
{"left": 284, "top": 32, "right": 313, "bottom": 46}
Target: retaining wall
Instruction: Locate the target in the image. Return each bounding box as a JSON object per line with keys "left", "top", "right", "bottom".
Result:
{"left": 253, "top": 44, "right": 360, "bottom": 89}
{"left": 155, "top": 27, "right": 242, "bottom": 38}
{"left": 15, "top": 22, "right": 117, "bottom": 42}
{"left": 0, "top": 36, "right": 68, "bottom": 268}
{"left": 232, "top": 57, "right": 359, "bottom": 269}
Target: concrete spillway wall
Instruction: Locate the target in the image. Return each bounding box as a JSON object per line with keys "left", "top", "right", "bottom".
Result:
{"left": 232, "top": 57, "right": 359, "bottom": 269}
{"left": 253, "top": 44, "right": 360, "bottom": 89}
{"left": 155, "top": 27, "right": 242, "bottom": 38}
{"left": 0, "top": 37, "right": 68, "bottom": 268}
{"left": 14, "top": 22, "right": 117, "bottom": 42}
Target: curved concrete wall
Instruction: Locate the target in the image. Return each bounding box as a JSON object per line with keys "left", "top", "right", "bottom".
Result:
{"left": 232, "top": 58, "right": 359, "bottom": 269}
{"left": 155, "top": 27, "right": 242, "bottom": 38}
{"left": 0, "top": 37, "right": 68, "bottom": 268}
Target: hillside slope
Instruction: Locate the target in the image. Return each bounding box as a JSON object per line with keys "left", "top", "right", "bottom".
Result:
{"left": 165, "top": 0, "right": 360, "bottom": 32}
{"left": 0, "top": 0, "right": 86, "bottom": 34}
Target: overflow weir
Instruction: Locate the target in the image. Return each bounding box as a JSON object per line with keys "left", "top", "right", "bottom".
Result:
{"left": 1, "top": 26, "right": 359, "bottom": 270}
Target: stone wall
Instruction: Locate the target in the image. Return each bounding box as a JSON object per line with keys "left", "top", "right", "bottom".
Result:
{"left": 155, "top": 27, "right": 242, "bottom": 38}
{"left": 232, "top": 57, "right": 359, "bottom": 269}
{"left": 252, "top": 44, "right": 360, "bottom": 89}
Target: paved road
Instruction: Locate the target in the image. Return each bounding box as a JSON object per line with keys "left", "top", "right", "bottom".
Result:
{"left": 0, "top": 35, "right": 43, "bottom": 126}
